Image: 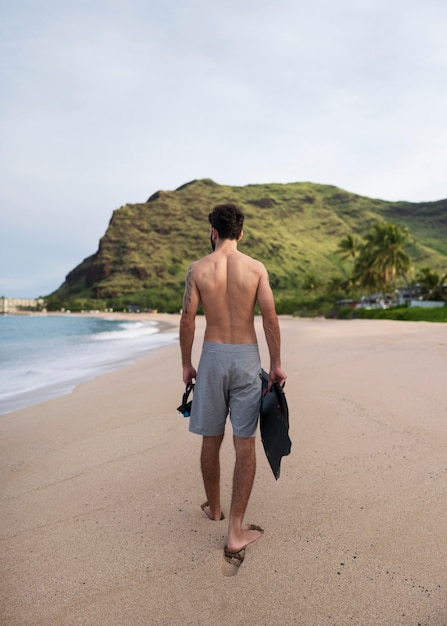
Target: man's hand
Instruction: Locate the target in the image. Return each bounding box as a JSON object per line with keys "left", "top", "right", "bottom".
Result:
{"left": 183, "top": 365, "right": 197, "bottom": 385}
{"left": 268, "top": 366, "right": 287, "bottom": 390}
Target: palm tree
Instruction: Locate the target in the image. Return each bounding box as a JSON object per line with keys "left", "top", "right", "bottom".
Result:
{"left": 327, "top": 274, "right": 359, "bottom": 298}
{"left": 359, "top": 222, "right": 412, "bottom": 293}
{"left": 326, "top": 276, "right": 345, "bottom": 297}
{"left": 377, "top": 222, "right": 411, "bottom": 288}
{"left": 303, "top": 272, "right": 322, "bottom": 294}
{"left": 337, "top": 234, "right": 362, "bottom": 260}
{"left": 416, "top": 267, "right": 447, "bottom": 301}
{"left": 353, "top": 247, "right": 382, "bottom": 293}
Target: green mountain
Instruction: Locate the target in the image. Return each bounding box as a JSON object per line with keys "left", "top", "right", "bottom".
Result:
{"left": 50, "top": 179, "right": 447, "bottom": 311}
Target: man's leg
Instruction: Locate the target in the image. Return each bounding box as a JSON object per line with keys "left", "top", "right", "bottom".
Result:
{"left": 227, "top": 435, "right": 263, "bottom": 552}
{"left": 201, "top": 434, "right": 224, "bottom": 521}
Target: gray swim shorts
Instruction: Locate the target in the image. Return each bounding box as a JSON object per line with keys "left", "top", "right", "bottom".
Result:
{"left": 189, "top": 342, "right": 262, "bottom": 438}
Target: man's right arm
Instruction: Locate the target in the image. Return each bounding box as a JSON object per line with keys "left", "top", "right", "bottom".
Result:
{"left": 179, "top": 263, "right": 200, "bottom": 384}
{"left": 256, "top": 265, "right": 287, "bottom": 388}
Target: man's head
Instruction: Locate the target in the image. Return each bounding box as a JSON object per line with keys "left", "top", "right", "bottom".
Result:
{"left": 208, "top": 203, "right": 244, "bottom": 240}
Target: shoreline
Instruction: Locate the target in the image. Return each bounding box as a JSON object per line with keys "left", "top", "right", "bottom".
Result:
{"left": 2, "top": 312, "right": 445, "bottom": 419}
{"left": 1, "top": 318, "right": 446, "bottom": 625}
{"left": 0, "top": 313, "right": 181, "bottom": 417}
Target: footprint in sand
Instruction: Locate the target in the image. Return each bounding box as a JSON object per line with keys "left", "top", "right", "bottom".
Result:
{"left": 221, "top": 546, "right": 246, "bottom": 577}
{"left": 200, "top": 501, "right": 225, "bottom": 521}
{"left": 220, "top": 524, "right": 263, "bottom": 577}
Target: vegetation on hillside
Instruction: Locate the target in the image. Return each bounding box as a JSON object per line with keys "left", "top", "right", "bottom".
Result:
{"left": 46, "top": 179, "right": 447, "bottom": 317}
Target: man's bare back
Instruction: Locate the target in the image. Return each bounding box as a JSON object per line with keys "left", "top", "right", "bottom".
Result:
{"left": 190, "top": 242, "right": 269, "bottom": 344}
{"left": 181, "top": 232, "right": 284, "bottom": 387}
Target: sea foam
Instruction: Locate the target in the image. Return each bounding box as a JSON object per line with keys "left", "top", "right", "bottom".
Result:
{"left": 0, "top": 315, "right": 178, "bottom": 415}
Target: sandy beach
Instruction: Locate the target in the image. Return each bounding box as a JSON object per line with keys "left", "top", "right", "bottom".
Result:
{"left": 1, "top": 315, "right": 446, "bottom": 625}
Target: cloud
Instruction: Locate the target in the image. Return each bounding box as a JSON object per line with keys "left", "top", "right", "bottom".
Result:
{"left": 1, "top": 0, "right": 446, "bottom": 296}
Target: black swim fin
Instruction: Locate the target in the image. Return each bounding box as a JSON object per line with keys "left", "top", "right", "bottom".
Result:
{"left": 259, "top": 369, "right": 291, "bottom": 479}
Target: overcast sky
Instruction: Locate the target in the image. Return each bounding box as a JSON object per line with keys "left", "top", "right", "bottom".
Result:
{"left": 1, "top": 0, "right": 446, "bottom": 298}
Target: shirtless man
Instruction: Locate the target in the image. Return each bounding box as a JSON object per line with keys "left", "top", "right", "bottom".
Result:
{"left": 180, "top": 203, "right": 286, "bottom": 559}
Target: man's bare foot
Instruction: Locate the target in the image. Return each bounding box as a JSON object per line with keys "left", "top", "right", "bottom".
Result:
{"left": 200, "top": 501, "right": 225, "bottom": 521}
{"left": 226, "top": 524, "right": 264, "bottom": 552}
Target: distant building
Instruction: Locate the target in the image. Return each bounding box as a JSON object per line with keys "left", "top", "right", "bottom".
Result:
{"left": 396, "top": 284, "right": 421, "bottom": 305}
{"left": 0, "top": 297, "right": 46, "bottom": 314}
{"left": 409, "top": 299, "right": 444, "bottom": 308}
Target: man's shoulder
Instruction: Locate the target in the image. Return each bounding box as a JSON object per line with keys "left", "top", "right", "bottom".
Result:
{"left": 191, "top": 252, "right": 214, "bottom": 267}
{"left": 238, "top": 251, "right": 267, "bottom": 272}
{"left": 189, "top": 251, "right": 213, "bottom": 265}
{"left": 187, "top": 254, "right": 214, "bottom": 277}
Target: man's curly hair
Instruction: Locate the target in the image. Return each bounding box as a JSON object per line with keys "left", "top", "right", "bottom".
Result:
{"left": 208, "top": 203, "right": 245, "bottom": 240}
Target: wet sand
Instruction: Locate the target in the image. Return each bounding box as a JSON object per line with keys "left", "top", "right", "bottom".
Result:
{"left": 1, "top": 315, "right": 446, "bottom": 625}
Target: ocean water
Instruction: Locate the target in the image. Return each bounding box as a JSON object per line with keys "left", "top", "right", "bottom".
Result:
{"left": 0, "top": 314, "right": 178, "bottom": 416}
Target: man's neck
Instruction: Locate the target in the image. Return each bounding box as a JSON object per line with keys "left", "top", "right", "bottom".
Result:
{"left": 214, "top": 238, "right": 238, "bottom": 252}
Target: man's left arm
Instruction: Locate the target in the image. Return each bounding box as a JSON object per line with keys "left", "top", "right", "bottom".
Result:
{"left": 180, "top": 263, "right": 200, "bottom": 384}
{"left": 256, "top": 265, "right": 287, "bottom": 388}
